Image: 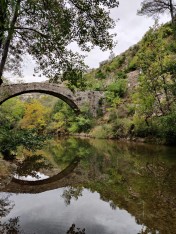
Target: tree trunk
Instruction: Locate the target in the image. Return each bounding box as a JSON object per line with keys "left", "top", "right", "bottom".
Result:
{"left": 169, "top": 0, "right": 174, "bottom": 24}
{"left": 0, "top": 0, "right": 8, "bottom": 49}
{"left": 0, "top": 0, "right": 21, "bottom": 85}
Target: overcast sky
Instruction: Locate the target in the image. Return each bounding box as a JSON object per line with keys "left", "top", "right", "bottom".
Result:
{"left": 14, "top": 0, "right": 170, "bottom": 83}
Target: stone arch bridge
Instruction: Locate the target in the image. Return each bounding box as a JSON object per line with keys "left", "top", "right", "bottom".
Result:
{"left": 0, "top": 82, "right": 105, "bottom": 116}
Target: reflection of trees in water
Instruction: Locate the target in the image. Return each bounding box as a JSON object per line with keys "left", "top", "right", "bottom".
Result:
{"left": 61, "top": 187, "right": 83, "bottom": 206}
{"left": 54, "top": 140, "right": 176, "bottom": 233}
{"left": 0, "top": 195, "right": 14, "bottom": 219}
{"left": 86, "top": 149, "right": 176, "bottom": 233}
{"left": 67, "top": 224, "right": 85, "bottom": 234}
{"left": 0, "top": 217, "right": 24, "bottom": 234}
{"left": 16, "top": 154, "right": 53, "bottom": 179}
{"left": 45, "top": 138, "right": 93, "bottom": 166}
{"left": 1, "top": 138, "right": 176, "bottom": 233}
{"left": 0, "top": 195, "right": 23, "bottom": 233}
{"left": 57, "top": 140, "right": 176, "bottom": 233}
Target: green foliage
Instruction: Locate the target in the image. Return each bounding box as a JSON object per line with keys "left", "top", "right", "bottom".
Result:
{"left": 162, "top": 23, "right": 173, "bottom": 37}
{"left": 19, "top": 99, "right": 50, "bottom": 132}
{"left": 106, "top": 55, "right": 125, "bottom": 72}
{"left": 107, "top": 79, "right": 127, "bottom": 97}
{"left": 2, "top": 21, "right": 176, "bottom": 144}
{"left": 127, "top": 55, "right": 138, "bottom": 71}
{"left": 105, "top": 79, "right": 127, "bottom": 107}
{"left": 0, "top": 128, "right": 46, "bottom": 157}
{"left": 133, "top": 116, "right": 156, "bottom": 137}
{"left": 0, "top": 0, "right": 119, "bottom": 85}
{"left": 62, "top": 187, "right": 83, "bottom": 206}
{"left": 0, "top": 97, "right": 25, "bottom": 128}
{"left": 105, "top": 113, "right": 132, "bottom": 138}
{"left": 126, "top": 104, "right": 135, "bottom": 116}
{"left": 115, "top": 71, "right": 127, "bottom": 80}
{"left": 45, "top": 138, "right": 92, "bottom": 165}
{"left": 133, "top": 78, "right": 155, "bottom": 117}
{"left": 61, "top": 66, "right": 87, "bottom": 91}
{"left": 68, "top": 115, "right": 92, "bottom": 133}
{"left": 46, "top": 100, "right": 93, "bottom": 134}
{"left": 46, "top": 99, "right": 75, "bottom": 134}
{"left": 135, "top": 22, "right": 176, "bottom": 121}
{"left": 105, "top": 92, "right": 121, "bottom": 107}
{"left": 95, "top": 69, "right": 106, "bottom": 80}
{"left": 68, "top": 104, "right": 93, "bottom": 133}
{"left": 107, "top": 60, "right": 119, "bottom": 72}
{"left": 91, "top": 124, "right": 114, "bottom": 139}
{"left": 93, "top": 82, "right": 104, "bottom": 91}
{"left": 156, "top": 113, "right": 176, "bottom": 144}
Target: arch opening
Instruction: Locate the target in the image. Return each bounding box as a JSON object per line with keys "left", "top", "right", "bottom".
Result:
{"left": 0, "top": 83, "right": 80, "bottom": 113}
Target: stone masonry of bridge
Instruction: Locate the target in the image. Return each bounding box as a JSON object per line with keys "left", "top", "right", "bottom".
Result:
{"left": 0, "top": 82, "right": 105, "bottom": 116}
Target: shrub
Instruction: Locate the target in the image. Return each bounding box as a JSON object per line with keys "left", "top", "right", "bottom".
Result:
{"left": 133, "top": 116, "right": 157, "bottom": 137}
{"left": 162, "top": 23, "right": 173, "bottom": 38}
{"left": 105, "top": 56, "right": 125, "bottom": 72}
{"left": 115, "top": 71, "right": 127, "bottom": 80}
{"left": 128, "top": 56, "right": 138, "bottom": 72}
{"left": 68, "top": 115, "right": 92, "bottom": 133}
{"left": 68, "top": 104, "right": 93, "bottom": 133}
{"left": 156, "top": 113, "right": 176, "bottom": 144}
{"left": 95, "top": 69, "right": 106, "bottom": 79}
{"left": 91, "top": 124, "right": 114, "bottom": 139}
{"left": 105, "top": 66, "right": 111, "bottom": 72}
{"left": 106, "top": 79, "right": 127, "bottom": 98}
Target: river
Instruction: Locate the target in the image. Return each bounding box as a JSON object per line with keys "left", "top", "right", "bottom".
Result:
{"left": 0, "top": 138, "right": 176, "bottom": 234}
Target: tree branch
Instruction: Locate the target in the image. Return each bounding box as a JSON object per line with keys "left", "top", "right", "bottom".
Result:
{"left": 14, "top": 27, "right": 48, "bottom": 38}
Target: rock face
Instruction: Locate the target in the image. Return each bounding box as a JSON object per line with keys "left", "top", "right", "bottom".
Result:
{"left": 0, "top": 82, "right": 105, "bottom": 116}
{"left": 127, "top": 71, "right": 139, "bottom": 93}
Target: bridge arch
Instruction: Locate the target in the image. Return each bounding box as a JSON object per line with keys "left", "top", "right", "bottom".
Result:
{"left": 0, "top": 82, "right": 80, "bottom": 113}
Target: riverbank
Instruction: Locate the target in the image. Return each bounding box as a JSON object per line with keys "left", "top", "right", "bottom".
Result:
{"left": 68, "top": 132, "right": 169, "bottom": 146}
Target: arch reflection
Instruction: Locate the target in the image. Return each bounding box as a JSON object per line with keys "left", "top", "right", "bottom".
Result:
{"left": 3, "top": 157, "right": 80, "bottom": 194}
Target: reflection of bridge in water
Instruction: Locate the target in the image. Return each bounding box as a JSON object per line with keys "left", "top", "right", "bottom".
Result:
{"left": 2, "top": 158, "right": 84, "bottom": 194}
{"left": 0, "top": 82, "right": 105, "bottom": 116}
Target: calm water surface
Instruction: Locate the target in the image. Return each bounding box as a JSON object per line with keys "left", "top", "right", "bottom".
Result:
{"left": 0, "top": 138, "right": 176, "bottom": 234}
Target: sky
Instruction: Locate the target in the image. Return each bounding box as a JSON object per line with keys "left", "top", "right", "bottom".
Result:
{"left": 11, "top": 0, "right": 170, "bottom": 83}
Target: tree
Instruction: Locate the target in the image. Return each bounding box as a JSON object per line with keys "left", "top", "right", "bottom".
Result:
{"left": 0, "top": 0, "right": 119, "bottom": 86}
{"left": 0, "top": 97, "right": 25, "bottom": 128}
{"left": 0, "top": 127, "right": 46, "bottom": 159}
{"left": 137, "top": 0, "right": 176, "bottom": 24}
{"left": 19, "top": 99, "right": 50, "bottom": 131}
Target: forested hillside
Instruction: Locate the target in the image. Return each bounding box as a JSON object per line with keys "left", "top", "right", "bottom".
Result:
{"left": 83, "top": 22, "right": 176, "bottom": 144}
